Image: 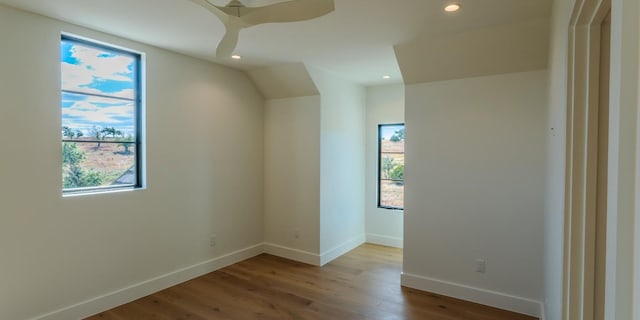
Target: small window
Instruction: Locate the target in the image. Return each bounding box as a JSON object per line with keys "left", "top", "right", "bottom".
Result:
{"left": 378, "top": 124, "right": 405, "bottom": 210}
{"left": 61, "top": 35, "right": 143, "bottom": 194}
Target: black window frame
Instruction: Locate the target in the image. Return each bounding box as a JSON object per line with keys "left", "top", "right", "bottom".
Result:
{"left": 61, "top": 34, "right": 143, "bottom": 195}
{"left": 377, "top": 123, "right": 405, "bottom": 210}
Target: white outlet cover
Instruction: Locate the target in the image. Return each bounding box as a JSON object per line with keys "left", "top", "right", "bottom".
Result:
{"left": 475, "top": 259, "right": 486, "bottom": 273}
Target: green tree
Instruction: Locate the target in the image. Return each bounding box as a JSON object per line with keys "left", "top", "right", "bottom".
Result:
{"left": 62, "top": 141, "right": 105, "bottom": 188}
{"left": 390, "top": 128, "right": 405, "bottom": 142}
{"left": 101, "top": 127, "right": 122, "bottom": 140}
{"left": 90, "top": 126, "right": 104, "bottom": 148}
{"left": 62, "top": 126, "right": 73, "bottom": 139}
{"left": 390, "top": 164, "right": 404, "bottom": 181}
{"left": 62, "top": 126, "right": 83, "bottom": 139}
{"left": 62, "top": 142, "right": 84, "bottom": 166}
{"left": 118, "top": 134, "right": 134, "bottom": 154}
{"left": 63, "top": 165, "right": 105, "bottom": 189}
{"left": 381, "top": 156, "right": 395, "bottom": 179}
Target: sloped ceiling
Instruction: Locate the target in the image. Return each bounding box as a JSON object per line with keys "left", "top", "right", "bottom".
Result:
{"left": 248, "top": 63, "right": 319, "bottom": 99}
{"left": 395, "top": 18, "right": 550, "bottom": 84}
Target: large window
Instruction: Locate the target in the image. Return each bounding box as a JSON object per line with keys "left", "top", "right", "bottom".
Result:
{"left": 61, "top": 35, "right": 142, "bottom": 194}
{"left": 378, "top": 123, "right": 404, "bottom": 209}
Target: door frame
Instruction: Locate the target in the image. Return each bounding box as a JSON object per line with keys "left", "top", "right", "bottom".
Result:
{"left": 564, "top": 0, "right": 610, "bottom": 319}
{"left": 564, "top": 0, "right": 640, "bottom": 319}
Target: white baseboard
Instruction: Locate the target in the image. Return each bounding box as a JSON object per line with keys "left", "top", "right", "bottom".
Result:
{"left": 32, "top": 244, "right": 265, "bottom": 320}
{"left": 366, "top": 233, "right": 403, "bottom": 248}
{"left": 263, "top": 242, "right": 321, "bottom": 266}
{"left": 320, "top": 234, "right": 366, "bottom": 266}
{"left": 31, "top": 238, "right": 369, "bottom": 320}
{"left": 401, "top": 272, "right": 541, "bottom": 318}
{"left": 539, "top": 301, "right": 546, "bottom": 320}
{"left": 264, "top": 235, "right": 366, "bottom": 267}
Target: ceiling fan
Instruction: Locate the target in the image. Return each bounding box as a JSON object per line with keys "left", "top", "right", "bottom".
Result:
{"left": 189, "top": 0, "right": 335, "bottom": 58}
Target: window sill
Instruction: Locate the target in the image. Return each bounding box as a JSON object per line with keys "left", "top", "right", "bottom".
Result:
{"left": 62, "top": 186, "right": 144, "bottom": 198}
{"left": 378, "top": 206, "right": 404, "bottom": 212}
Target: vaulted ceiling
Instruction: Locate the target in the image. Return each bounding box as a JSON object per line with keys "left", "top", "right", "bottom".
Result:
{"left": 0, "top": 0, "right": 553, "bottom": 86}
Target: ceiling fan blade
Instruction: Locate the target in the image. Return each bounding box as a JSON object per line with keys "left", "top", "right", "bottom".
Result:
{"left": 191, "top": 0, "right": 334, "bottom": 57}
{"left": 188, "top": 0, "right": 230, "bottom": 22}
{"left": 216, "top": 26, "right": 240, "bottom": 57}
{"left": 240, "top": 0, "right": 335, "bottom": 26}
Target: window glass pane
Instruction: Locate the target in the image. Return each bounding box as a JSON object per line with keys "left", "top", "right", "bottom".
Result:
{"left": 62, "top": 142, "right": 136, "bottom": 189}
{"left": 62, "top": 93, "right": 135, "bottom": 140}
{"left": 380, "top": 153, "right": 404, "bottom": 180}
{"left": 61, "top": 36, "right": 141, "bottom": 194}
{"left": 380, "top": 180, "right": 404, "bottom": 208}
{"left": 61, "top": 39, "right": 136, "bottom": 100}
{"left": 380, "top": 124, "right": 404, "bottom": 153}
{"left": 378, "top": 123, "right": 405, "bottom": 209}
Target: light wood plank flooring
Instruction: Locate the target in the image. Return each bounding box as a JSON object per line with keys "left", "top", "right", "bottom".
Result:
{"left": 86, "top": 244, "right": 536, "bottom": 320}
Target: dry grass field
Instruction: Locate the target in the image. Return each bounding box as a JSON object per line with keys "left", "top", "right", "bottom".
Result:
{"left": 74, "top": 140, "right": 135, "bottom": 184}
{"left": 380, "top": 140, "right": 404, "bottom": 208}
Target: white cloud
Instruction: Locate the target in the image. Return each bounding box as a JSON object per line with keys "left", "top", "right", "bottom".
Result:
{"left": 62, "top": 99, "right": 134, "bottom": 134}
{"left": 62, "top": 62, "right": 93, "bottom": 90}
{"left": 61, "top": 43, "right": 136, "bottom": 99}
{"left": 71, "top": 45, "right": 133, "bottom": 81}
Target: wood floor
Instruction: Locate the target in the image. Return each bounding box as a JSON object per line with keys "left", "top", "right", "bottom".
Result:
{"left": 86, "top": 244, "right": 536, "bottom": 320}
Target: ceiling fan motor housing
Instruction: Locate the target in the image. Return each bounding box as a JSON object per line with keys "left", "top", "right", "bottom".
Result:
{"left": 227, "top": 0, "right": 245, "bottom": 7}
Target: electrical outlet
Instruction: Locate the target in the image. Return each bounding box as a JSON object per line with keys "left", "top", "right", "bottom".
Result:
{"left": 209, "top": 234, "right": 217, "bottom": 247}
{"left": 475, "top": 259, "right": 486, "bottom": 273}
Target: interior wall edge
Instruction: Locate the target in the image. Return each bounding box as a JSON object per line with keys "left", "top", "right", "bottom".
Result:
{"left": 263, "top": 242, "right": 322, "bottom": 266}
{"left": 319, "top": 234, "right": 366, "bottom": 266}
{"left": 365, "top": 233, "right": 403, "bottom": 248}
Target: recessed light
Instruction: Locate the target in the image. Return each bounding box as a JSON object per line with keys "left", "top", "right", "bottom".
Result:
{"left": 445, "top": 3, "right": 461, "bottom": 12}
{"left": 383, "top": 75, "right": 391, "bottom": 79}
{"left": 231, "top": 54, "right": 242, "bottom": 60}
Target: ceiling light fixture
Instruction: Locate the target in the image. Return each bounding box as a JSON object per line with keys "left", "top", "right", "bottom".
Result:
{"left": 383, "top": 75, "right": 391, "bottom": 79}
{"left": 231, "top": 54, "right": 242, "bottom": 60}
{"left": 444, "top": 3, "right": 461, "bottom": 12}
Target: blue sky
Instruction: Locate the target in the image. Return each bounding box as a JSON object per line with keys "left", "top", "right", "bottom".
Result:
{"left": 380, "top": 124, "right": 404, "bottom": 140}
{"left": 61, "top": 40, "right": 136, "bottom": 137}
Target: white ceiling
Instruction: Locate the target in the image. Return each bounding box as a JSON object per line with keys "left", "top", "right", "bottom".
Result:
{"left": 0, "top": 0, "right": 553, "bottom": 86}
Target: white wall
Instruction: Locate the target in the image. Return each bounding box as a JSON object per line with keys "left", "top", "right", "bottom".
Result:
{"left": 365, "top": 84, "right": 405, "bottom": 248}
{"left": 0, "top": 5, "right": 264, "bottom": 320}
{"left": 262, "top": 66, "right": 366, "bottom": 266}
{"left": 604, "top": 0, "right": 640, "bottom": 317}
{"left": 308, "top": 67, "right": 367, "bottom": 263}
{"left": 543, "top": 0, "right": 573, "bottom": 319}
{"left": 264, "top": 96, "right": 321, "bottom": 261}
{"left": 402, "top": 70, "right": 548, "bottom": 317}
